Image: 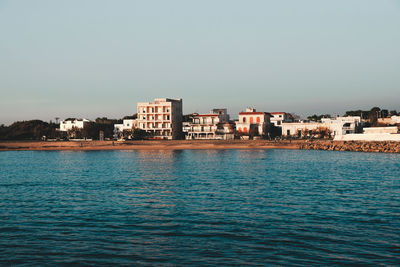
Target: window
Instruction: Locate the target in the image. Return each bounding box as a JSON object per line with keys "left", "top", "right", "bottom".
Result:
{"left": 256, "top": 117, "right": 260, "bottom": 123}
{"left": 243, "top": 117, "right": 246, "bottom": 123}
{"left": 277, "top": 121, "right": 281, "bottom": 125}
{"left": 250, "top": 117, "right": 253, "bottom": 123}
{"left": 243, "top": 127, "right": 248, "bottom": 133}
{"left": 287, "top": 130, "right": 290, "bottom": 135}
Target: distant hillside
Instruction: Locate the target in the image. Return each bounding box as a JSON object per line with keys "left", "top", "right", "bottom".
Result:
{"left": 0, "top": 120, "right": 58, "bottom": 140}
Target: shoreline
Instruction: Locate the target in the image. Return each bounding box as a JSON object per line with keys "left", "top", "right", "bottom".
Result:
{"left": 1, "top": 140, "right": 399, "bottom": 153}
{"left": 0, "top": 140, "right": 300, "bottom": 151}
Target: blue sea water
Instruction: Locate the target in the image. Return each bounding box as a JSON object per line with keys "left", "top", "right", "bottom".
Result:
{"left": 0, "top": 149, "right": 399, "bottom": 266}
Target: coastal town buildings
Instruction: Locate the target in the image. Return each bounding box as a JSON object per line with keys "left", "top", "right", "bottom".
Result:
{"left": 378, "top": 115, "right": 400, "bottom": 125}
{"left": 235, "top": 108, "right": 271, "bottom": 136}
{"left": 59, "top": 118, "right": 90, "bottom": 132}
{"left": 113, "top": 119, "right": 138, "bottom": 139}
{"left": 282, "top": 116, "right": 362, "bottom": 138}
{"left": 114, "top": 119, "right": 138, "bottom": 133}
{"left": 137, "top": 98, "right": 183, "bottom": 139}
{"left": 185, "top": 109, "right": 234, "bottom": 140}
{"left": 334, "top": 126, "right": 400, "bottom": 141}
{"left": 321, "top": 116, "right": 362, "bottom": 136}
{"left": 270, "top": 112, "right": 292, "bottom": 127}
{"left": 281, "top": 121, "right": 326, "bottom": 137}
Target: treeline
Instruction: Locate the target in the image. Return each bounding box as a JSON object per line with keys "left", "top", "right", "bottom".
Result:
{"left": 0, "top": 120, "right": 58, "bottom": 140}
{"left": 0, "top": 117, "right": 128, "bottom": 141}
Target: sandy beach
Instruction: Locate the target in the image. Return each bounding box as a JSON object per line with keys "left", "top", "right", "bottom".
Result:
{"left": 0, "top": 140, "right": 301, "bottom": 151}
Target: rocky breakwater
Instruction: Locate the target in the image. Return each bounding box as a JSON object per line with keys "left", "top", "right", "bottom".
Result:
{"left": 300, "top": 140, "right": 400, "bottom": 153}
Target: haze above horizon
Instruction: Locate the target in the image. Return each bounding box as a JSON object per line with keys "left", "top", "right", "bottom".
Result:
{"left": 0, "top": 0, "right": 399, "bottom": 125}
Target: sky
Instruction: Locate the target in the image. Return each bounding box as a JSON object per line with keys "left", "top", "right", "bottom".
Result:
{"left": 0, "top": 0, "right": 399, "bottom": 125}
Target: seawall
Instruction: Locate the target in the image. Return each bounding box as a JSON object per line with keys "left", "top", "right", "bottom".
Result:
{"left": 300, "top": 140, "right": 400, "bottom": 153}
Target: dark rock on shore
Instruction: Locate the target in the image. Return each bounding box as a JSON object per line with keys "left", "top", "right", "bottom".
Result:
{"left": 300, "top": 140, "right": 400, "bottom": 153}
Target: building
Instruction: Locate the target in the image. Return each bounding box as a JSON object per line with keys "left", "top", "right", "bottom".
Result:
{"left": 114, "top": 119, "right": 138, "bottom": 139}
{"left": 363, "top": 126, "right": 398, "bottom": 134}
{"left": 235, "top": 108, "right": 271, "bottom": 136}
{"left": 114, "top": 119, "right": 138, "bottom": 133}
{"left": 378, "top": 116, "right": 400, "bottom": 125}
{"left": 334, "top": 126, "right": 400, "bottom": 141}
{"left": 186, "top": 109, "right": 233, "bottom": 140}
{"left": 137, "top": 98, "right": 183, "bottom": 140}
{"left": 59, "top": 118, "right": 90, "bottom": 132}
{"left": 282, "top": 116, "right": 362, "bottom": 138}
{"left": 392, "top": 116, "right": 400, "bottom": 124}
{"left": 321, "top": 116, "right": 362, "bottom": 136}
{"left": 281, "top": 121, "right": 326, "bottom": 137}
{"left": 270, "top": 112, "right": 292, "bottom": 127}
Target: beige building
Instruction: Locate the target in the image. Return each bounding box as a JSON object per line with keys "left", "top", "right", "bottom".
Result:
{"left": 235, "top": 108, "right": 271, "bottom": 136}
{"left": 137, "top": 98, "right": 183, "bottom": 139}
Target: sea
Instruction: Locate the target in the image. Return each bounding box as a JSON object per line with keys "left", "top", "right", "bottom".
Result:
{"left": 0, "top": 149, "right": 399, "bottom": 266}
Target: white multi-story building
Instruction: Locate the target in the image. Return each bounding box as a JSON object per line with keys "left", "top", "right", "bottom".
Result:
{"left": 137, "top": 98, "right": 183, "bottom": 140}
{"left": 186, "top": 109, "right": 233, "bottom": 140}
{"left": 235, "top": 108, "right": 271, "bottom": 136}
{"left": 59, "top": 118, "right": 90, "bottom": 132}
{"left": 270, "top": 112, "right": 292, "bottom": 127}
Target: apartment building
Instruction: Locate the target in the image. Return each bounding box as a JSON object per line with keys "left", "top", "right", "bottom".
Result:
{"left": 270, "top": 112, "right": 292, "bottom": 126}
{"left": 235, "top": 108, "right": 271, "bottom": 136}
{"left": 137, "top": 98, "right": 183, "bottom": 139}
{"left": 186, "top": 109, "right": 233, "bottom": 140}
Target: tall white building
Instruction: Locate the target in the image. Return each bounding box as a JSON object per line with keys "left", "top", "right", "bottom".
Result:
{"left": 137, "top": 98, "right": 183, "bottom": 140}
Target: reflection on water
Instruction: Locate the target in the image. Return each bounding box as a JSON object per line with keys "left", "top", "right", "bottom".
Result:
{"left": 0, "top": 149, "right": 399, "bottom": 265}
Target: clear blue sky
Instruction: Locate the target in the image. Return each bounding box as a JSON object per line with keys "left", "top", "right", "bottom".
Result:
{"left": 1, "top": 0, "right": 399, "bottom": 124}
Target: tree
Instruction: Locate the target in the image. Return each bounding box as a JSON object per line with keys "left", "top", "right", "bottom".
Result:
{"left": 123, "top": 114, "right": 137, "bottom": 120}
{"left": 307, "top": 114, "right": 331, "bottom": 122}
{"left": 0, "top": 120, "right": 58, "bottom": 140}
{"left": 369, "top": 107, "right": 381, "bottom": 126}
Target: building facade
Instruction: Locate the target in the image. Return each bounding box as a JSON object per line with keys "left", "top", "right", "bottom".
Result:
{"left": 114, "top": 119, "right": 138, "bottom": 139}
{"left": 282, "top": 116, "right": 362, "bottom": 137}
{"left": 137, "top": 98, "right": 183, "bottom": 140}
{"left": 235, "top": 108, "right": 271, "bottom": 136}
{"left": 186, "top": 109, "right": 233, "bottom": 140}
{"left": 281, "top": 122, "right": 326, "bottom": 137}
{"left": 59, "top": 119, "right": 90, "bottom": 132}
{"left": 321, "top": 116, "right": 361, "bottom": 136}
{"left": 270, "top": 112, "right": 292, "bottom": 127}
